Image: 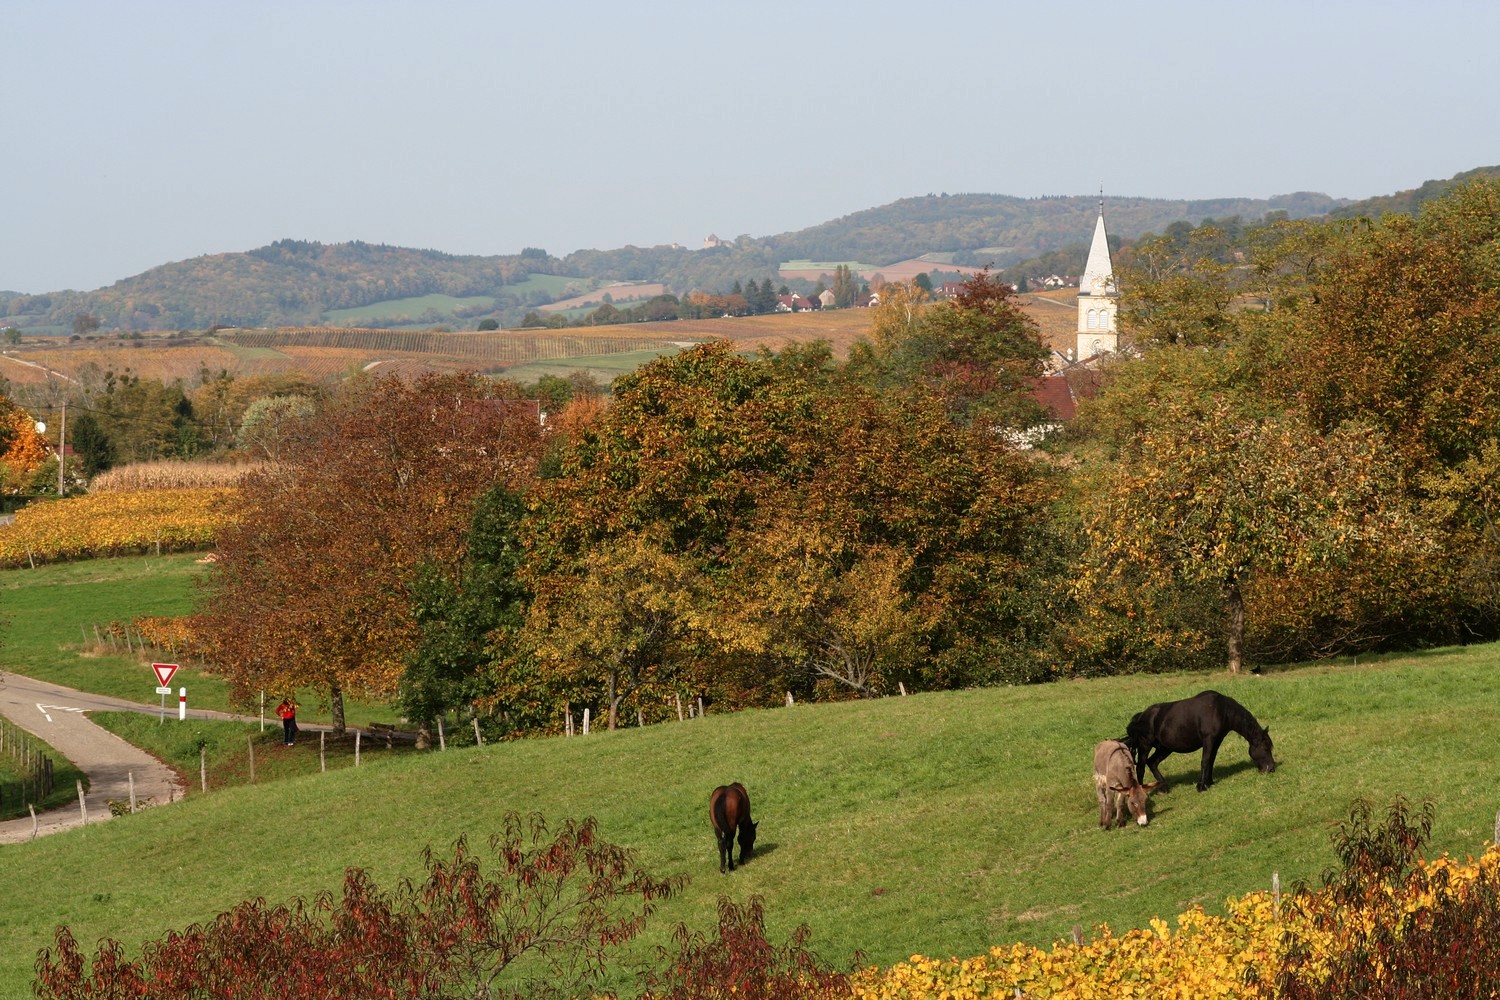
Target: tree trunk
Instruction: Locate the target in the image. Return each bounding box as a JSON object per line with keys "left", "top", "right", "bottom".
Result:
{"left": 330, "top": 679, "right": 347, "bottom": 735}
{"left": 607, "top": 671, "right": 618, "bottom": 731}
{"left": 1224, "top": 576, "right": 1245, "bottom": 674}
{"left": 415, "top": 719, "right": 433, "bottom": 750}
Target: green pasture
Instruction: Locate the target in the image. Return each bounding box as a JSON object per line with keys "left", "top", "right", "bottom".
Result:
{"left": 0, "top": 580, "right": 1498, "bottom": 995}
{"left": 324, "top": 293, "right": 496, "bottom": 326}
{"left": 506, "top": 273, "right": 591, "bottom": 297}
{"left": 0, "top": 555, "right": 396, "bottom": 728}
{"left": 204, "top": 337, "right": 288, "bottom": 361}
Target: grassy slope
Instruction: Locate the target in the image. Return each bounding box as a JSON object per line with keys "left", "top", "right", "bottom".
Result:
{"left": 0, "top": 638, "right": 1497, "bottom": 993}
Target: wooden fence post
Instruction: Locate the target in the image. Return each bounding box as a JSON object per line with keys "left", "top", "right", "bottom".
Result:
{"left": 247, "top": 737, "right": 255, "bottom": 784}
{"left": 582, "top": 708, "right": 590, "bottom": 735}
{"left": 129, "top": 772, "right": 137, "bottom": 814}
{"left": 438, "top": 716, "right": 447, "bottom": 750}
{"left": 472, "top": 717, "right": 484, "bottom": 746}
{"left": 1273, "top": 871, "right": 1281, "bottom": 919}
{"left": 675, "top": 694, "right": 684, "bottom": 721}
{"left": 76, "top": 779, "right": 87, "bottom": 826}
{"left": 355, "top": 730, "right": 362, "bottom": 767}
{"left": 199, "top": 747, "right": 207, "bottom": 793}
{"left": 320, "top": 731, "right": 326, "bottom": 773}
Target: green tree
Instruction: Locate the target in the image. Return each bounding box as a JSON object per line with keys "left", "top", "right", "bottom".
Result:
{"left": 401, "top": 486, "right": 530, "bottom": 744}
{"left": 68, "top": 411, "right": 115, "bottom": 477}
{"left": 477, "top": 318, "right": 499, "bottom": 331}
{"left": 831, "top": 265, "right": 856, "bottom": 308}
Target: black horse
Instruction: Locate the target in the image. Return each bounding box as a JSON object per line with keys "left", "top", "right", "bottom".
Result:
{"left": 1126, "top": 690, "right": 1276, "bottom": 792}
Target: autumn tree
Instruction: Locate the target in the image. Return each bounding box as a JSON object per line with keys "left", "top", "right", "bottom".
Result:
{"left": 0, "top": 397, "right": 50, "bottom": 493}
{"left": 1077, "top": 381, "right": 1433, "bottom": 673}
{"left": 848, "top": 270, "right": 1048, "bottom": 428}
{"left": 195, "top": 372, "right": 543, "bottom": 732}
{"left": 1116, "top": 224, "right": 1238, "bottom": 348}
{"left": 521, "top": 340, "right": 1059, "bottom": 715}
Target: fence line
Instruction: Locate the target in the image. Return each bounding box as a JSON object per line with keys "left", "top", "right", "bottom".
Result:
{"left": 0, "top": 717, "right": 55, "bottom": 814}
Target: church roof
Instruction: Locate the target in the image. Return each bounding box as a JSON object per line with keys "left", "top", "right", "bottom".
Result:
{"left": 1079, "top": 209, "right": 1114, "bottom": 297}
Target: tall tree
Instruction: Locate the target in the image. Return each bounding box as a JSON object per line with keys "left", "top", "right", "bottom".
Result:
{"left": 196, "top": 373, "right": 543, "bottom": 731}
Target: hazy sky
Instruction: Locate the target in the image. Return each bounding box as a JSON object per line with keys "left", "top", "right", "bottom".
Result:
{"left": 4, "top": 1, "right": 1497, "bottom": 293}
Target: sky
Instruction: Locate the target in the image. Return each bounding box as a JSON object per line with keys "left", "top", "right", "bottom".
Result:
{"left": 4, "top": 0, "right": 1498, "bottom": 294}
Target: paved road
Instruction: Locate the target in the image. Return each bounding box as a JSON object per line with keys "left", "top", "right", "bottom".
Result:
{"left": 0, "top": 674, "right": 257, "bottom": 844}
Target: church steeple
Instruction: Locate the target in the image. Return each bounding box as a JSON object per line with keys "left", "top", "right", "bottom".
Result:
{"left": 1077, "top": 198, "right": 1118, "bottom": 357}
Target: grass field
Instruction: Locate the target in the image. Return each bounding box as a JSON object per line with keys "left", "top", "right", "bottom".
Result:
{"left": 0, "top": 556, "right": 395, "bottom": 728}
{"left": 1, "top": 553, "right": 1498, "bottom": 994}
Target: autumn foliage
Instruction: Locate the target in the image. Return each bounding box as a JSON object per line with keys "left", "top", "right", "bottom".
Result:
{"left": 34, "top": 814, "right": 682, "bottom": 1000}
{"left": 0, "top": 488, "right": 236, "bottom": 567}
{"left": 853, "top": 800, "right": 1500, "bottom": 999}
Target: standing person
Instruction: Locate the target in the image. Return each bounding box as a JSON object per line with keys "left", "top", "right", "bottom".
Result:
{"left": 276, "top": 697, "right": 298, "bottom": 746}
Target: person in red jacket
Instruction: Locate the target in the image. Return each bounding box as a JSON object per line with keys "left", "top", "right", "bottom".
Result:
{"left": 276, "top": 697, "right": 298, "bottom": 746}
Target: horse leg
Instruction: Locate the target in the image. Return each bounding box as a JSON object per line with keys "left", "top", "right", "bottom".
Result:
{"left": 1198, "top": 736, "right": 1224, "bottom": 791}
{"left": 718, "top": 828, "right": 732, "bottom": 873}
{"left": 1146, "top": 749, "right": 1171, "bottom": 791}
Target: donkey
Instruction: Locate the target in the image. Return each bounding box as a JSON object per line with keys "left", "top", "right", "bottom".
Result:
{"left": 709, "top": 782, "right": 758, "bottom": 873}
{"left": 1094, "top": 739, "right": 1161, "bottom": 828}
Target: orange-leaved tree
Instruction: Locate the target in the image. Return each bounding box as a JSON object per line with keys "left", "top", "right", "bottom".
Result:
{"left": 194, "top": 372, "right": 543, "bottom": 731}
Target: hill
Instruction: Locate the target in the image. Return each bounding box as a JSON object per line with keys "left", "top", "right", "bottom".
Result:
{"left": 1, "top": 545, "right": 1499, "bottom": 995}
{"left": 1, "top": 166, "right": 1494, "bottom": 336}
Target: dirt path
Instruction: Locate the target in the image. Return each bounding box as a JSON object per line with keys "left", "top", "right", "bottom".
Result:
{"left": 0, "top": 674, "right": 253, "bottom": 844}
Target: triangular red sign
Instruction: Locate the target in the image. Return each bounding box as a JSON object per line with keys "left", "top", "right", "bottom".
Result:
{"left": 153, "top": 662, "right": 179, "bottom": 686}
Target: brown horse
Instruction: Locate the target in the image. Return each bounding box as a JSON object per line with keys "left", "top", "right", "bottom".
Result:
{"left": 709, "top": 783, "right": 757, "bottom": 873}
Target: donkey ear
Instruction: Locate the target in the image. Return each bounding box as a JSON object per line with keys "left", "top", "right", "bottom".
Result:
{"left": 1144, "top": 781, "right": 1163, "bottom": 793}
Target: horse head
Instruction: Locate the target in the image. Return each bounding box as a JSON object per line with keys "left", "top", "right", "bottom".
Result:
{"left": 738, "top": 819, "right": 758, "bottom": 859}
{"left": 1250, "top": 727, "right": 1277, "bottom": 773}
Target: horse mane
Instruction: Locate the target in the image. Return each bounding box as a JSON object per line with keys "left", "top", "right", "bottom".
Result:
{"left": 1218, "top": 694, "right": 1266, "bottom": 739}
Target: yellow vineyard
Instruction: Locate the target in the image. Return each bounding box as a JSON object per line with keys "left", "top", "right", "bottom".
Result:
{"left": 0, "top": 488, "right": 238, "bottom": 566}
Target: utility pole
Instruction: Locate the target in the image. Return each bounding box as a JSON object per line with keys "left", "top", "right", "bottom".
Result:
{"left": 57, "top": 401, "right": 66, "bottom": 498}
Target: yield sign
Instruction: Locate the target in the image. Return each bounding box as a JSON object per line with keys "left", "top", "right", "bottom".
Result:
{"left": 153, "top": 662, "right": 179, "bottom": 687}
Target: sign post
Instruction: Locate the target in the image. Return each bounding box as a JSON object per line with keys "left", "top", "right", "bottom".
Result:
{"left": 153, "top": 663, "right": 179, "bottom": 722}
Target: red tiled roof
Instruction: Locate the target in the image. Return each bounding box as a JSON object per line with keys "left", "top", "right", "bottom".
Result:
{"left": 1030, "top": 374, "right": 1076, "bottom": 421}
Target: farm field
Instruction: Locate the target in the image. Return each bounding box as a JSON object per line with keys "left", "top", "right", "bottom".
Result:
{"left": 0, "top": 552, "right": 1496, "bottom": 995}
{"left": 538, "top": 281, "right": 668, "bottom": 313}
{"left": 323, "top": 292, "right": 496, "bottom": 326}
{"left": 4, "top": 293, "right": 1084, "bottom": 397}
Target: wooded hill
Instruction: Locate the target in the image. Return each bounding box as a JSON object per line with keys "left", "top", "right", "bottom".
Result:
{"left": 2, "top": 167, "right": 1494, "bottom": 334}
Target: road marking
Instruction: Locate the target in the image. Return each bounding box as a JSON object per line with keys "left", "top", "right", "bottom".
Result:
{"left": 36, "top": 704, "right": 84, "bottom": 723}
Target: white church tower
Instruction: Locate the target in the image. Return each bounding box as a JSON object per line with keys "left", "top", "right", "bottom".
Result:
{"left": 1076, "top": 201, "right": 1118, "bottom": 357}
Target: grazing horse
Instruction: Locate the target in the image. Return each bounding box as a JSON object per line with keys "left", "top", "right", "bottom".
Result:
{"left": 1094, "top": 739, "right": 1161, "bottom": 828}
{"left": 709, "top": 783, "right": 757, "bottom": 873}
{"left": 1126, "top": 690, "right": 1276, "bottom": 792}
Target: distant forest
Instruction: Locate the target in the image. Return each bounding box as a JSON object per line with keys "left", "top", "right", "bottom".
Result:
{"left": 3, "top": 167, "right": 1495, "bottom": 334}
